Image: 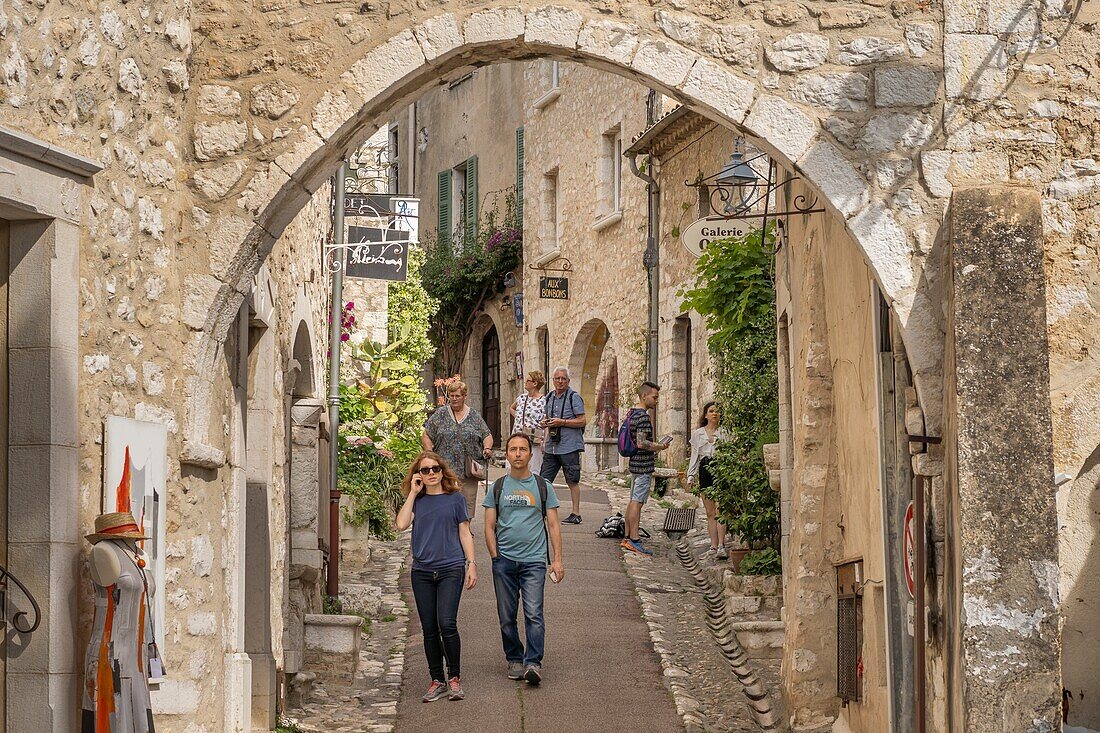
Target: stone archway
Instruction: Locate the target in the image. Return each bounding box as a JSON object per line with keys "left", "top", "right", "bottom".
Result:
{"left": 172, "top": 7, "right": 1065, "bottom": 730}
{"left": 568, "top": 318, "right": 620, "bottom": 471}
{"left": 181, "top": 5, "right": 948, "bottom": 466}
{"left": 463, "top": 309, "right": 509, "bottom": 438}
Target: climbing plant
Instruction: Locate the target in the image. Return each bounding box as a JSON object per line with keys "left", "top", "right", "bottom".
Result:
{"left": 679, "top": 226, "right": 781, "bottom": 563}
{"left": 421, "top": 191, "right": 522, "bottom": 379}
{"left": 337, "top": 244, "right": 438, "bottom": 535}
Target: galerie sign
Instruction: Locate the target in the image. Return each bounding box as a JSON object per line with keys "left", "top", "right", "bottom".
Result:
{"left": 681, "top": 217, "right": 750, "bottom": 258}
{"left": 539, "top": 276, "right": 569, "bottom": 300}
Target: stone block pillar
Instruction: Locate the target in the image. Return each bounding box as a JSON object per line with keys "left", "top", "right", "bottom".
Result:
{"left": 6, "top": 218, "right": 81, "bottom": 733}
{"left": 945, "top": 186, "right": 1061, "bottom": 731}
{"left": 286, "top": 398, "right": 324, "bottom": 677}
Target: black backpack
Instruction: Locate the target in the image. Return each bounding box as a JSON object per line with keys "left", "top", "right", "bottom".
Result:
{"left": 595, "top": 512, "right": 625, "bottom": 539}
{"left": 491, "top": 475, "right": 552, "bottom": 562}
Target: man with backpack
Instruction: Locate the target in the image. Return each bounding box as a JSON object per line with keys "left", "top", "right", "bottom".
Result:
{"left": 619, "top": 381, "right": 670, "bottom": 556}
{"left": 484, "top": 433, "right": 565, "bottom": 685}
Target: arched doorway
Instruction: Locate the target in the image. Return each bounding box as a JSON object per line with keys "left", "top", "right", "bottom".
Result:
{"left": 568, "top": 319, "right": 620, "bottom": 470}
{"left": 481, "top": 325, "right": 501, "bottom": 441}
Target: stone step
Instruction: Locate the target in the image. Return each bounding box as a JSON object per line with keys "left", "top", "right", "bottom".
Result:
{"left": 730, "top": 620, "right": 785, "bottom": 660}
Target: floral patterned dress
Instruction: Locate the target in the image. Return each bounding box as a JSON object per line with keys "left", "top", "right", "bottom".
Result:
{"left": 424, "top": 406, "right": 491, "bottom": 480}
{"left": 511, "top": 392, "right": 546, "bottom": 440}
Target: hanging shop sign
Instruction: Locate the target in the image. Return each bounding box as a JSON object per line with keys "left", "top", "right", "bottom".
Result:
{"left": 681, "top": 217, "right": 751, "bottom": 258}
{"left": 345, "top": 225, "right": 409, "bottom": 281}
{"left": 539, "top": 276, "right": 569, "bottom": 300}
{"left": 391, "top": 197, "right": 419, "bottom": 244}
{"left": 344, "top": 193, "right": 391, "bottom": 216}
{"left": 513, "top": 292, "right": 524, "bottom": 326}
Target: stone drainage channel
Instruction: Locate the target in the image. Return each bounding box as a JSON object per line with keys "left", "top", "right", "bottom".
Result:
{"left": 674, "top": 539, "right": 780, "bottom": 732}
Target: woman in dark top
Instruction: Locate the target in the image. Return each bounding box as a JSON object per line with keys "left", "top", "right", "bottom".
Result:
{"left": 396, "top": 452, "right": 478, "bottom": 703}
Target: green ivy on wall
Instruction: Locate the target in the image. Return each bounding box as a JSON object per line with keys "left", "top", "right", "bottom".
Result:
{"left": 679, "top": 226, "right": 781, "bottom": 562}
{"left": 421, "top": 191, "right": 522, "bottom": 379}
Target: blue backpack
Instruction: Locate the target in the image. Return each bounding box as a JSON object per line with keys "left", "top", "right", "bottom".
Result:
{"left": 617, "top": 409, "right": 639, "bottom": 458}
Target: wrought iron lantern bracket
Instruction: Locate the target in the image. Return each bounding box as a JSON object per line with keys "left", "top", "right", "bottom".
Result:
{"left": 528, "top": 255, "right": 573, "bottom": 274}
{"left": 686, "top": 149, "right": 825, "bottom": 252}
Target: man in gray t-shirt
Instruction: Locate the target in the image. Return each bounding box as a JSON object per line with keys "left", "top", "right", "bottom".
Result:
{"left": 539, "top": 367, "right": 587, "bottom": 525}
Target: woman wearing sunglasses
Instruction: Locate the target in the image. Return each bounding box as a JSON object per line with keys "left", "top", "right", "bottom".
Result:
{"left": 396, "top": 452, "right": 478, "bottom": 703}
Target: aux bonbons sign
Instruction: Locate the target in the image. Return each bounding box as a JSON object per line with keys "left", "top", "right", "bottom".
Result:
{"left": 681, "top": 217, "right": 750, "bottom": 258}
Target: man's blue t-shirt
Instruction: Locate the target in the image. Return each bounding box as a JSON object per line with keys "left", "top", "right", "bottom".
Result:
{"left": 411, "top": 491, "right": 469, "bottom": 571}
{"left": 483, "top": 474, "right": 560, "bottom": 563}
{"left": 543, "top": 389, "right": 586, "bottom": 455}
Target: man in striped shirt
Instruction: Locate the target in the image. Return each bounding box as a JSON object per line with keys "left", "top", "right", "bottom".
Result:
{"left": 622, "top": 381, "right": 669, "bottom": 556}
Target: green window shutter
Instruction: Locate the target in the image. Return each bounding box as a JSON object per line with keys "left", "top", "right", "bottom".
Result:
{"left": 437, "top": 169, "right": 452, "bottom": 249}
{"left": 465, "top": 155, "right": 478, "bottom": 247}
{"left": 516, "top": 127, "right": 524, "bottom": 229}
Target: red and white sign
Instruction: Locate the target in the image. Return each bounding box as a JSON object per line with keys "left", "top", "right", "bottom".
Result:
{"left": 903, "top": 501, "right": 916, "bottom": 598}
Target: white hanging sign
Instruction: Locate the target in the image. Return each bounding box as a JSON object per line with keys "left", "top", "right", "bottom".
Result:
{"left": 391, "top": 197, "right": 419, "bottom": 244}
{"left": 681, "top": 217, "right": 750, "bottom": 258}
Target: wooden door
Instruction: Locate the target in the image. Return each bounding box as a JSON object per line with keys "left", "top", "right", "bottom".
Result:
{"left": 481, "top": 327, "right": 501, "bottom": 442}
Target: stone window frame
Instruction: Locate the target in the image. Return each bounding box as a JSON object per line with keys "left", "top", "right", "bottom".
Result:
{"left": 536, "top": 166, "right": 561, "bottom": 262}
{"left": 533, "top": 60, "right": 562, "bottom": 110}
{"left": 593, "top": 123, "right": 624, "bottom": 232}
{"left": 0, "top": 125, "right": 101, "bottom": 732}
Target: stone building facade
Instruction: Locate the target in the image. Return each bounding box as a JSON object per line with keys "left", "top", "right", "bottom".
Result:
{"left": 520, "top": 60, "right": 652, "bottom": 471}
{"left": 0, "top": 0, "right": 1097, "bottom": 731}
{"left": 386, "top": 64, "right": 527, "bottom": 440}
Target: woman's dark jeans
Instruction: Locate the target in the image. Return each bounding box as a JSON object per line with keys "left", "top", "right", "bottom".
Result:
{"left": 410, "top": 565, "right": 465, "bottom": 682}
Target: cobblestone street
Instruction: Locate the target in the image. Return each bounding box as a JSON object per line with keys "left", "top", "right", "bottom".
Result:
{"left": 282, "top": 535, "right": 410, "bottom": 733}
{"left": 286, "top": 476, "right": 781, "bottom": 732}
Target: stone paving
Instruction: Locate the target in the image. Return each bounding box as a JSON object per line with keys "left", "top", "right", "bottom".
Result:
{"left": 286, "top": 476, "right": 781, "bottom": 732}
{"left": 281, "top": 533, "right": 411, "bottom": 733}
{"left": 597, "top": 472, "right": 783, "bottom": 733}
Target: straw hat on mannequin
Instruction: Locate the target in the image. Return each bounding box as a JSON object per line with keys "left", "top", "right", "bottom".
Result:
{"left": 86, "top": 511, "right": 148, "bottom": 587}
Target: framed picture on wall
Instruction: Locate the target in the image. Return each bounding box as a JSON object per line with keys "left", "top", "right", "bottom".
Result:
{"left": 514, "top": 351, "right": 524, "bottom": 381}
{"left": 103, "top": 415, "right": 169, "bottom": 679}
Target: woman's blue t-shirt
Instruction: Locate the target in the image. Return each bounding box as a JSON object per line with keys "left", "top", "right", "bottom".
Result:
{"left": 411, "top": 491, "right": 469, "bottom": 571}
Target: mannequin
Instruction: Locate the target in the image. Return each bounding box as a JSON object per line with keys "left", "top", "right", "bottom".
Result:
{"left": 82, "top": 512, "right": 160, "bottom": 733}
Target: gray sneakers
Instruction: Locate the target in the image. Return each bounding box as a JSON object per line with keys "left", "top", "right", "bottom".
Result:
{"left": 523, "top": 664, "right": 542, "bottom": 685}
{"left": 422, "top": 680, "right": 448, "bottom": 702}
{"left": 715, "top": 546, "right": 729, "bottom": 561}
{"left": 507, "top": 661, "right": 524, "bottom": 680}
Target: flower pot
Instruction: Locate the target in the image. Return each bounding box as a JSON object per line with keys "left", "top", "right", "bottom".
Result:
{"left": 728, "top": 548, "right": 752, "bottom": 572}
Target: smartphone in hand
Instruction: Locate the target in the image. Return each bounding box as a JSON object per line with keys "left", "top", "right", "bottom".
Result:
{"left": 659, "top": 434, "right": 674, "bottom": 446}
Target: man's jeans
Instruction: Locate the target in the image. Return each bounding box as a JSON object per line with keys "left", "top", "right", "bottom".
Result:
{"left": 491, "top": 555, "right": 547, "bottom": 667}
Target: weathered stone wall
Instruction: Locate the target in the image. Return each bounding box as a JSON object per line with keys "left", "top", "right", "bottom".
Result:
{"left": 944, "top": 187, "right": 1061, "bottom": 732}
{"left": 652, "top": 119, "right": 730, "bottom": 463}
{"left": 774, "top": 172, "right": 895, "bottom": 731}
{"left": 521, "top": 61, "right": 650, "bottom": 451}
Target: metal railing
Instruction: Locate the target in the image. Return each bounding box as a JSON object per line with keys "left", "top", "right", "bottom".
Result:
{"left": 0, "top": 564, "right": 41, "bottom": 633}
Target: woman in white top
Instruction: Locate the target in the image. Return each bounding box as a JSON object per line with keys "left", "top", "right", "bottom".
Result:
{"left": 509, "top": 369, "right": 547, "bottom": 473}
{"left": 687, "top": 401, "right": 731, "bottom": 559}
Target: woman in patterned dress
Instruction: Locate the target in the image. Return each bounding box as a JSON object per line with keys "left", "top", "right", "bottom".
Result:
{"left": 509, "top": 369, "right": 547, "bottom": 473}
{"left": 421, "top": 380, "right": 494, "bottom": 519}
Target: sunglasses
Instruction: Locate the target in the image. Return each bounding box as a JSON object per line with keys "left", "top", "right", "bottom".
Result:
{"left": 418, "top": 465, "right": 443, "bottom": 475}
